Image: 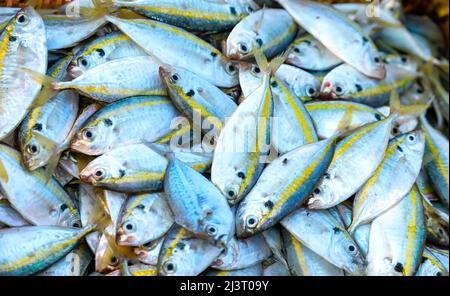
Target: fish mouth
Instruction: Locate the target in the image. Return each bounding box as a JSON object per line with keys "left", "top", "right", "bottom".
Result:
{"left": 79, "top": 171, "right": 95, "bottom": 184}
{"left": 67, "top": 64, "right": 84, "bottom": 78}
{"left": 158, "top": 66, "right": 170, "bottom": 80}
{"left": 23, "top": 157, "right": 45, "bottom": 172}
{"left": 117, "top": 233, "right": 137, "bottom": 246}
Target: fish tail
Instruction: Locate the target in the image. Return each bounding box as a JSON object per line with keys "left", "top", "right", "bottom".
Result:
{"left": 389, "top": 88, "right": 429, "bottom": 118}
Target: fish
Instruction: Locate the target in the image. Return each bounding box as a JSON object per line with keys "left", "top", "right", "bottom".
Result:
{"left": 212, "top": 54, "right": 276, "bottom": 205}
{"left": 112, "top": 0, "right": 258, "bottom": 31}
{"left": 263, "top": 259, "right": 291, "bottom": 276}
{"left": 134, "top": 237, "right": 164, "bottom": 266}
{"left": 420, "top": 116, "right": 449, "bottom": 207}
{"left": 0, "top": 6, "right": 48, "bottom": 140}
{"left": 210, "top": 235, "right": 271, "bottom": 270}
{"left": 105, "top": 15, "right": 239, "bottom": 88}
{"left": 278, "top": 0, "right": 386, "bottom": 79}
{"left": 321, "top": 63, "right": 417, "bottom": 107}
{"left": 416, "top": 247, "right": 449, "bottom": 276}
{"left": 158, "top": 225, "right": 223, "bottom": 276}
{"left": 18, "top": 54, "right": 79, "bottom": 171}
{"left": 367, "top": 186, "right": 426, "bottom": 276}
{"left": 0, "top": 224, "right": 96, "bottom": 276}
{"left": 70, "top": 96, "right": 181, "bottom": 155}
{"left": 226, "top": 8, "right": 297, "bottom": 60}
{"left": 422, "top": 195, "right": 450, "bottom": 248}
{"left": 349, "top": 130, "right": 425, "bottom": 233}
{"left": 308, "top": 115, "right": 395, "bottom": 209}
{"left": 0, "top": 144, "right": 80, "bottom": 227}
{"left": 236, "top": 138, "right": 335, "bottom": 237}
{"left": 68, "top": 31, "right": 147, "bottom": 78}
{"left": 286, "top": 34, "right": 342, "bottom": 71}
{"left": 281, "top": 207, "right": 367, "bottom": 275}
{"left": 164, "top": 155, "right": 234, "bottom": 246}
{"left": 79, "top": 143, "right": 211, "bottom": 192}
{"left": 117, "top": 192, "right": 174, "bottom": 246}
{"left": 282, "top": 229, "right": 345, "bottom": 276}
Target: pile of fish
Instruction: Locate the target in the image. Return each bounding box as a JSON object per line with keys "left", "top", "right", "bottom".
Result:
{"left": 0, "top": 0, "right": 449, "bottom": 276}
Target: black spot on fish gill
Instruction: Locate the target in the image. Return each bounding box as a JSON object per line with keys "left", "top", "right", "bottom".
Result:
{"left": 186, "top": 89, "right": 195, "bottom": 97}
{"left": 237, "top": 172, "right": 245, "bottom": 179}
{"left": 33, "top": 123, "right": 43, "bottom": 131}
{"left": 136, "top": 204, "right": 145, "bottom": 210}
{"left": 119, "top": 169, "right": 126, "bottom": 177}
{"left": 282, "top": 158, "right": 288, "bottom": 165}
{"left": 271, "top": 81, "right": 278, "bottom": 88}
{"left": 362, "top": 36, "right": 368, "bottom": 43}
{"left": 211, "top": 52, "right": 217, "bottom": 58}
{"left": 9, "top": 35, "right": 17, "bottom": 42}
{"left": 104, "top": 118, "right": 113, "bottom": 126}
{"left": 396, "top": 145, "right": 404, "bottom": 152}
{"left": 421, "top": 257, "right": 427, "bottom": 264}
{"left": 313, "top": 188, "right": 321, "bottom": 194}
{"left": 324, "top": 173, "right": 331, "bottom": 179}
{"left": 374, "top": 113, "right": 382, "bottom": 121}
{"left": 60, "top": 204, "right": 68, "bottom": 211}
{"left": 256, "top": 38, "right": 263, "bottom": 47}
{"left": 392, "top": 127, "right": 399, "bottom": 134}
{"left": 416, "top": 87, "right": 424, "bottom": 94}
{"left": 401, "top": 56, "right": 408, "bottom": 63}
{"left": 178, "top": 137, "right": 183, "bottom": 146}
{"left": 230, "top": 6, "right": 237, "bottom": 15}
{"left": 303, "top": 40, "right": 311, "bottom": 46}
{"left": 394, "top": 263, "right": 404, "bottom": 273}
{"left": 316, "top": 16, "right": 320, "bottom": 19}
{"left": 176, "top": 242, "right": 186, "bottom": 250}
{"left": 333, "top": 227, "right": 341, "bottom": 234}
{"left": 355, "top": 84, "right": 363, "bottom": 92}
{"left": 264, "top": 200, "right": 274, "bottom": 209}
{"left": 96, "top": 48, "right": 105, "bottom": 57}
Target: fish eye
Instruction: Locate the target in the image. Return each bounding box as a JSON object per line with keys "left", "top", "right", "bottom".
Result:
{"left": 348, "top": 245, "right": 356, "bottom": 252}
{"left": 60, "top": 204, "right": 68, "bottom": 211}
{"left": 401, "top": 56, "right": 408, "bottom": 63}
{"left": 313, "top": 188, "right": 321, "bottom": 195}
{"left": 78, "top": 57, "right": 88, "bottom": 67}
{"left": 163, "top": 261, "right": 176, "bottom": 274}
{"left": 82, "top": 129, "right": 94, "bottom": 140}
{"left": 94, "top": 168, "right": 106, "bottom": 181}
{"left": 245, "top": 215, "right": 258, "bottom": 229}
{"left": 225, "top": 187, "right": 237, "bottom": 200}
{"left": 408, "top": 135, "right": 416, "bottom": 143}
{"left": 110, "top": 256, "right": 119, "bottom": 266}
{"left": 251, "top": 65, "right": 261, "bottom": 75}
{"left": 26, "top": 143, "right": 39, "bottom": 155}
{"left": 255, "top": 38, "right": 263, "bottom": 47}
{"left": 124, "top": 221, "right": 136, "bottom": 233}
{"left": 226, "top": 62, "right": 237, "bottom": 75}
{"left": 334, "top": 85, "right": 345, "bottom": 96}
{"left": 170, "top": 73, "right": 180, "bottom": 83}
{"left": 293, "top": 47, "right": 300, "bottom": 54}
{"left": 15, "top": 13, "right": 29, "bottom": 25}
{"left": 72, "top": 222, "right": 80, "bottom": 228}
{"left": 206, "top": 225, "right": 217, "bottom": 237}
{"left": 374, "top": 57, "right": 381, "bottom": 63}
{"left": 306, "top": 85, "right": 317, "bottom": 97}
{"left": 238, "top": 43, "right": 249, "bottom": 54}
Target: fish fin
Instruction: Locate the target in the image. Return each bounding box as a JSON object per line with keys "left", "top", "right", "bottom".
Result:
{"left": 253, "top": 47, "right": 269, "bottom": 75}
{"left": 389, "top": 88, "right": 430, "bottom": 117}
{"left": 337, "top": 108, "right": 353, "bottom": 134}
{"left": 120, "top": 259, "right": 133, "bottom": 276}
{"left": 269, "top": 51, "right": 289, "bottom": 75}
{"left": 25, "top": 0, "right": 38, "bottom": 8}
{"left": 251, "top": 7, "right": 265, "bottom": 34}
{"left": 103, "top": 231, "right": 138, "bottom": 262}
{"left": 82, "top": 0, "right": 114, "bottom": 19}
{"left": 30, "top": 130, "right": 61, "bottom": 182}
{"left": 21, "top": 67, "right": 59, "bottom": 109}
{"left": 0, "top": 159, "right": 8, "bottom": 183}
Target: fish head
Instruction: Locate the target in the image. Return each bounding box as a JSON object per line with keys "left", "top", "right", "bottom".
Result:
{"left": 21, "top": 137, "right": 52, "bottom": 171}
{"left": 71, "top": 122, "right": 113, "bottom": 155}
{"left": 289, "top": 73, "right": 321, "bottom": 98}
{"left": 320, "top": 70, "right": 357, "bottom": 100}
{"left": 79, "top": 156, "right": 123, "bottom": 187}
{"left": 307, "top": 177, "right": 337, "bottom": 210}
{"left": 158, "top": 64, "right": 190, "bottom": 94}
{"left": 55, "top": 202, "right": 82, "bottom": 228}
{"left": 5, "top": 6, "right": 44, "bottom": 42}
{"left": 68, "top": 48, "right": 107, "bottom": 78}
{"left": 332, "top": 227, "right": 367, "bottom": 275}
{"left": 360, "top": 44, "right": 386, "bottom": 80}
{"left": 394, "top": 130, "right": 425, "bottom": 162}
{"left": 226, "top": 31, "right": 257, "bottom": 60}
{"left": 202, "top": 209, "right": 235, "bottom": 247}
{"left": 286, "top": 38, "right": 320, "bottom": 69}
{"left": 235, "top": 200, "right": 265, "bottom": 238}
